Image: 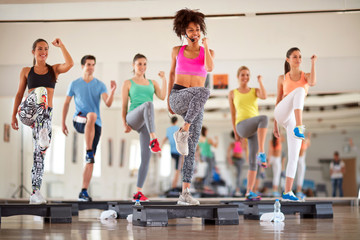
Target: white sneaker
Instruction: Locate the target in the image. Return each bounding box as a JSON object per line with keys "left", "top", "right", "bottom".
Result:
{"left": 39, "top": 128, "right": 50, "bottom": 148}
{"left": 29, "top": 190, "right": 47, "bottom": 204}
{"left": 234, "top": 191, "right": 242, "bottom": 197}
{"left": 173, "top": 129, "right": 189, "bottom": 156}
{"left": 177, "top": 188, "right": 200, "bottom": 205}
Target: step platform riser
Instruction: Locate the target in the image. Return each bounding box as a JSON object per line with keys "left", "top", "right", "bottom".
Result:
{"left": 243, "top": 201, "right": 333, "bottom": 220}
{"left": 0, "top": 204, "right": 72, "bottom": 223}
{"left": 132, "top": 205, "right": 239, "bottom": 227}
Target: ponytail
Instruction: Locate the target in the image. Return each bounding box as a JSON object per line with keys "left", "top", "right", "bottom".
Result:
{"left": 272, "top": 134, "right": 277, "bottom": 148}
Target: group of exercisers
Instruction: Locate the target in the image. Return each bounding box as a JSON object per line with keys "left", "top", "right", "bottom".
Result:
{"left": 11, "top": 8, "right": 317, "bottom": 205}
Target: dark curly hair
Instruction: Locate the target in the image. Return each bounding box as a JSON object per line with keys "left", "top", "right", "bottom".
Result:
{"left": 173, "top": 8, "right": 206, "bottom": 40}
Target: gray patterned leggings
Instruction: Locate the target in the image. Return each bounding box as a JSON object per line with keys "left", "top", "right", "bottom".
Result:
{"left": 18, "top": 87, "right": 52, "bottom": 191}
{"left": 126, "top": 102, "right": 155, "bottom": 188}
{"left": 169, "top": 87, "right": 210, "bottom": 183}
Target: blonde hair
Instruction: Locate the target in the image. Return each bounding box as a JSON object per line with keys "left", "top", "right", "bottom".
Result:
{"left": 237, "top": 66, "right": 250, "bottom": 78}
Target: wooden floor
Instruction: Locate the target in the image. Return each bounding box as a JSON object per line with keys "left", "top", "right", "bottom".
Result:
{"left": 0, "top": 204, "right": 359, "bottom": 240}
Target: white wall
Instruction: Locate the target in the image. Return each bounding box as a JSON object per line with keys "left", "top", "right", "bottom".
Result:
{"left": 0, "top": 12, "right": 360, "bottom": 97}
{"left": 0, "top": 10, "right": 359, "bottom": 199}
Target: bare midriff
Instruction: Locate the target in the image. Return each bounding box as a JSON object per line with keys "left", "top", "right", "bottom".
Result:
{"left": 233, "top": 152, "right": 243, "bottom": 158}
{"left": 175, "top": 74, "right": 206, "bottom": 88}
{"left": 272, "top": 149, "right": 282, "bottom": 157}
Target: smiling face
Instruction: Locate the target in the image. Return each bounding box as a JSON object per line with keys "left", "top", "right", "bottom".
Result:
{"left": 287, "top": 50, "right": 302, "bottom": 69}
{"left": 133, "top": 57, "right": 147, "bottom": 76}
{"left": 82, "top": 59, "right": 96, "bottom": 75}
{"left": 238, "top": 69, "right": 250, "bottom": 86}
{"left": 185, "top": 22, "right": 201, "bottom": 43}
{"left": 32, "top": 41, "right": 49, "bottom": 63}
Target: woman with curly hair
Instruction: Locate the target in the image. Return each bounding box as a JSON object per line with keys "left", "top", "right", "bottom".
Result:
{"left": 168, "top": 8, "right": 214, "bottom": 205}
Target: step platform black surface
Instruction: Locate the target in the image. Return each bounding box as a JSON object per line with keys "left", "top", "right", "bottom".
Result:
{"left": 221, "top": 200, "right": 246, "bottom": 215}
{"left": 132, "top": 204, "right": 239, "bottom": 227}
{"left": 0, "top": 204, "right": 72, "bottom": 223}
{"left": 108, "top": 201, "right": 177, "bottom": 219}
{"left": 52, "top": 201, "right": 109, "bottom": 216}
{"left": 243, "top": 201, "right": 333, "bottom": 220}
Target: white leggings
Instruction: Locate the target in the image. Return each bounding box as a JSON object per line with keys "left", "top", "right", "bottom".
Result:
{"left": 274, "top": 87, "right": 306, "bottom": 178}
{"left": 297, "top": 154, "right": 306, "bottom": 187}
{"left": 270, "top": 156, "right": 282, "bottom": 187}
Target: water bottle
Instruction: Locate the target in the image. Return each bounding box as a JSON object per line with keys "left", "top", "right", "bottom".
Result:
{"left": 135, "top": 199, "right": 141, "bottom": 206}
{"left": 273, "top": 199, "right": 281, "bottom": 222}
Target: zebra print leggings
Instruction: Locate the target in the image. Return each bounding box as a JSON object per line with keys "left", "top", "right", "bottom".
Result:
{"left": 18, "top": 87, "right": 52, "bottom": 191}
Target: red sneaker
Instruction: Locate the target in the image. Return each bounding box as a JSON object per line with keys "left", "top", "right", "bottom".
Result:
{"left": 149, "top": 138, "right": 161, "bottom": 153}
{"left": 133, "top": 191, "right": 149, "bottom": 202}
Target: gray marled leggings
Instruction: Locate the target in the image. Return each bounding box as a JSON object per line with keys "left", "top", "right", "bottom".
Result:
{"left": 236, "top": 115, "right": 268, "bottom": 171}
{"left": 169, "top": 87, "right": 210, "bottom": 183}
{"left": 126, "top": 102, "right": 155, "bottom": 188}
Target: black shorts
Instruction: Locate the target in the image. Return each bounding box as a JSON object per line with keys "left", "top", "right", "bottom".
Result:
{"left": 171, "top": 153, "right": 181, "bottom": 170}
{"left": 73, "top": 120, "right": 102, "bottom": 155}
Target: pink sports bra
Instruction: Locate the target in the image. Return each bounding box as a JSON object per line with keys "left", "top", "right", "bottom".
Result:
{"left": 233, "top": 141, "right": 242, "bottom": 154}
{"left": 175, "top": 45, "right": 207, "bottom": 78}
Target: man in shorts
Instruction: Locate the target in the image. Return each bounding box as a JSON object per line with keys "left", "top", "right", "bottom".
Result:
{"left": 62, "top": 55, "right": 116, "bottom": 201}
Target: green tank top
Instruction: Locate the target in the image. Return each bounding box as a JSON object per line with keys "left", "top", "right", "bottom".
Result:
{"left": 199, "top": 139, "right": 213, "bottom": 158}
{"left": 128, "top": 79, "right": 155, "bottom": 112}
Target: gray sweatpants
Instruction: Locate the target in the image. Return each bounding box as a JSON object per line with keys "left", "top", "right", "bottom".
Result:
{"left": 203, "top": 155, "right": 215, "bottom": 187}
{"left": 126, "top": 102, "right": 155, "bottom": 188}
{"left": 235, "top": 115, "right": 268, "bottom": 171}
{"left": 169, "top": 87, "right": 210, "bottom": 183}
{"left": 233, "top": 157, "right": 245, "bottom": 190}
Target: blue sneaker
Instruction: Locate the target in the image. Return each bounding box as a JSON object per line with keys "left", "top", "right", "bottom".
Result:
{"left": 296, "top": 191, "right": 306, "bottom": 200}
{"left": 86, "top": 151, "right": 95, "bottom": 163}
{"left": 78, "top": 190, "right": 92, "bottom": 202}
{"left": 293, "top": 125, "right": 305, "bottom": 140}
{"left": 282, "top": 191, "right": 300, "bottom": 202}
{"left": 257, "top": 152, "right": 267, "bottom": 168}
{"left": 273, "top": 191, "right": 281, "bottom": 197}
{"left": 245, "top": 191, "right": 261, "bottom": 201}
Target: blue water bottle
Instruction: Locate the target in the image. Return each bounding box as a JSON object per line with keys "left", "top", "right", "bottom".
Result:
{"left": 135, "top": 199, "right": 141, "bottom": 206}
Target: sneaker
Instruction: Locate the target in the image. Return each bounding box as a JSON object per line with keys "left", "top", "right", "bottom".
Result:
{"left": 282, "top": 191, "right": 300, "bottom": 202}
{"left": 245, "top": 191, "right": 261, "bottom": 201}
{"left": 29, "top": 190, "right": 47, "bottom": 204}
{"left": 78, "top": 190, "right": 92, "bottom": 202}
{"left": 39, "top": 128, "right": 50, "bottom": 148}
{"left": 257, "top": 152, "right": 267, "bottom": 168}
{"left": 133, "top": 191, "right": 149, "bottom": 202}
{"left": 293, "top": 125, "right": 305, "bottom": 140}
{"left": 149, "top": 138, "right": 161, "bottom": 153}
{"left": 177, "top": 188, "right": 200, "bottom": 205}
{"left": 173, "top": 129, "right": 189, "bottom": 156}
{"left": 233, "top": 191, "right": 242, "bottom": 197}
{"left": 296, "top": 191, "right": 306, "bottom": 200}
{"left": 273, "top": 191, "right": 281, "bottom": 198}
{"left": 85, "top": 151, "right": 94, "bottom": 163}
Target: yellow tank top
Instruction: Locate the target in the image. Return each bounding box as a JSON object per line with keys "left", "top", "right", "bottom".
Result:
{"left": 233, "top": 88, "right": 259, "bottom": 125}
